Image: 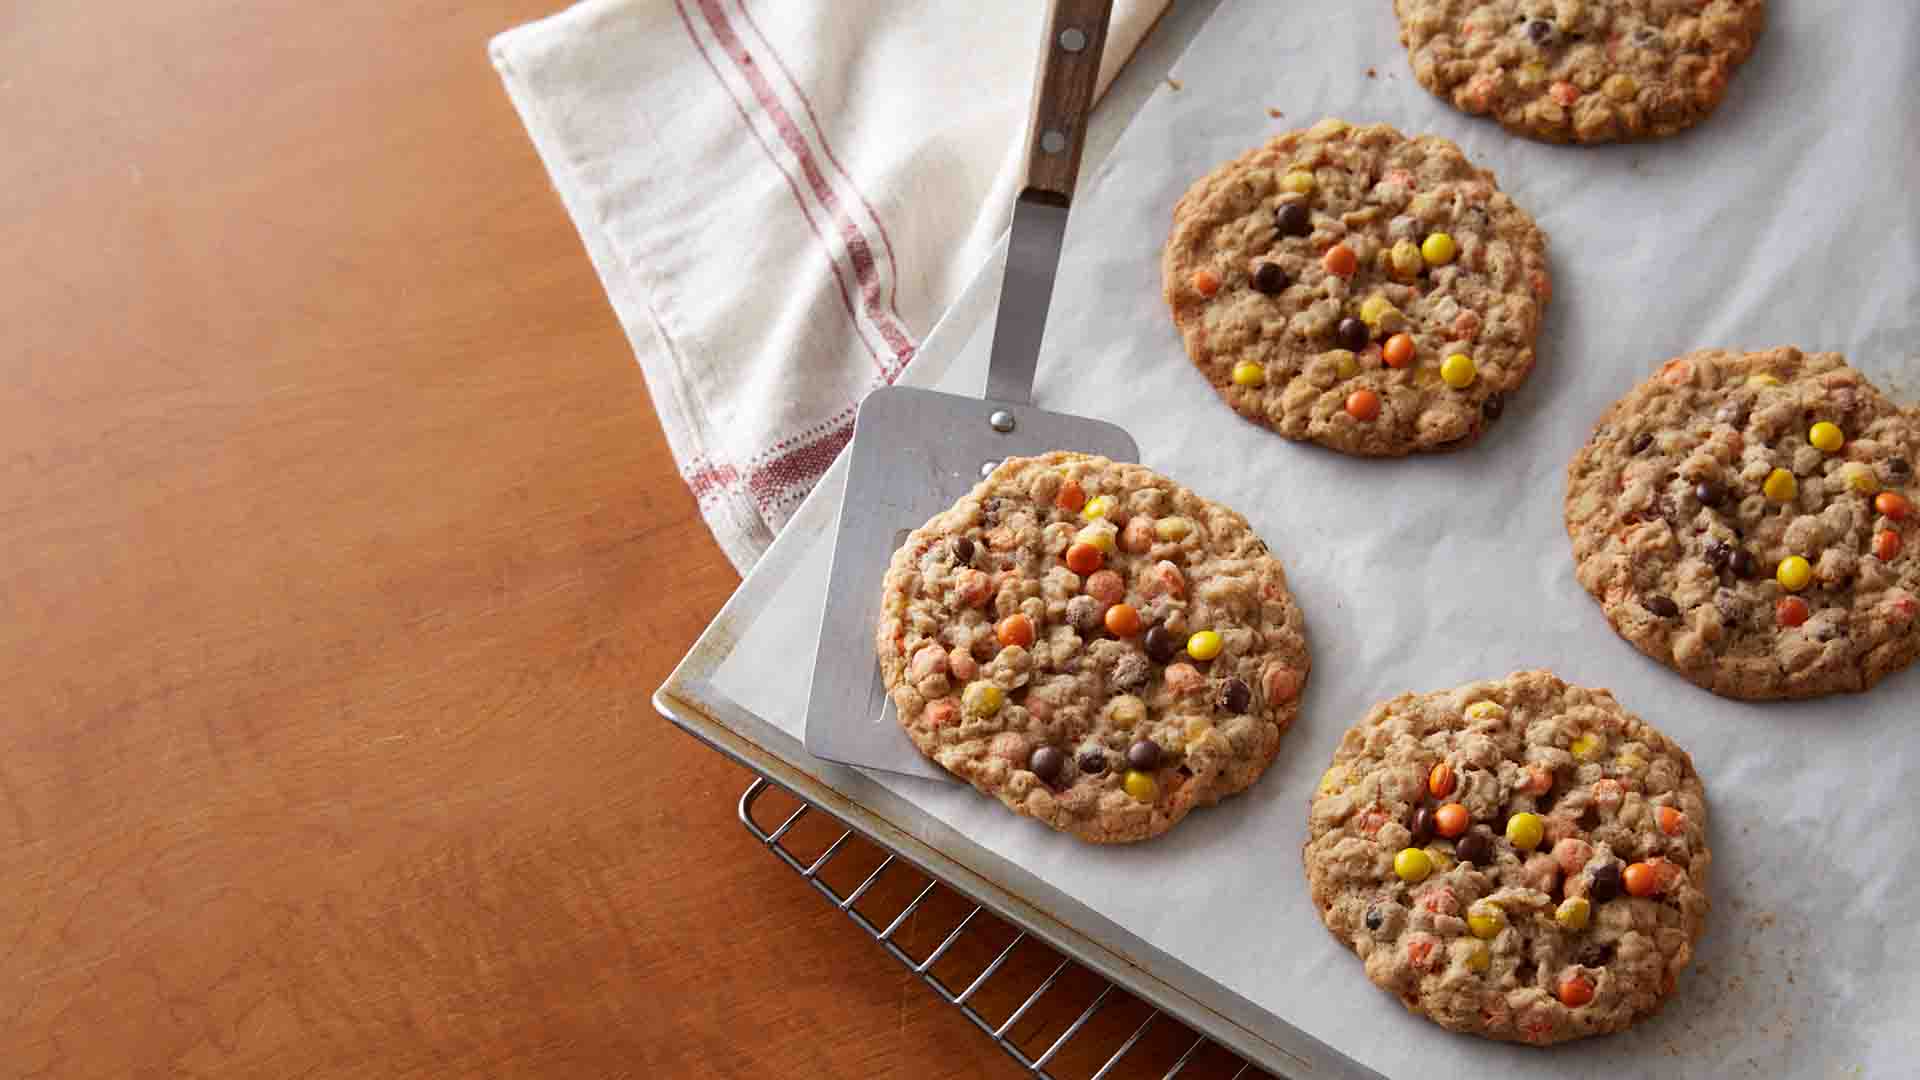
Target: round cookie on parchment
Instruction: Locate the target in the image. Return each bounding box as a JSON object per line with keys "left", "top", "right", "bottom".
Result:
{"left": 1393, "top": 0, "right": 1766, "bottom": 144}
{"left": 1163, "top": 119, "right": 1550, "bottom": 457}
{"left": 1304, "top": 671, "right": 1710, "bottom": 1045}
{"left": 1567, "top": 347, "right": 1920, "bottom": 700}
{"left": 876, "top": 452, "right": 1310, "bottom": 843}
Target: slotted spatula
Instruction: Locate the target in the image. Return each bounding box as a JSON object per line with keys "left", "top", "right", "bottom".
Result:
{"left": 804, "top": 0, "right": 1138, "bottom": 780}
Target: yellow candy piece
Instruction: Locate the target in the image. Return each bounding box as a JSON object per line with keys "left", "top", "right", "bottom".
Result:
{"left": 1184, "top": 715, "right": 1215, "bottom": 741}
{"left": 1319, "top": 766, "right": 1348, "bottom": 795}
{"left": 1394, "top": 847, "right": 1434, "bottom": 884}
{"left": 1467, "top": 902, "right": 1504, "bottom": 940}
{"left": 1186, "top": 630, "right": 1223, "bottom": 661}
{"left": 1570, "top": 733, "right": 1603, "bottom": 760}
{"left": 1518, "top": 61, "right": 1548, "bottom": 87}
{"left": 1153, "top": 516, "right": 1192, "bottom": 541}
{"left": 1505, "top": 812, "right": 1545, "bottom": 851}
{"left": 1391, "top": 239, "right": 1424, "bottom": 278}
{"left": 1330, "top": 349, "right": 1359, "bottom": 379}
{"left": 1841, "top": 462, "right": 1880, "bottom": 495}
{"left": 1748, "top": 373, "right": 1781, "bottom": 388}
{"left": 1074, "top": 522, "right": 1118, "bottom": 555}
{"left": 1110, "top": 695, "right": 1146, "bottom": 728}
{"left": 1809, "top": 422, "right": 1845, "bottom": 453}
{"left": 1466, "top": 943, "right": 1491, "bottom": 973}
{"left": 1359, "top": 294, "right": 1397, "bottom": 327}
{"left": 1123, "top": 769, "right": 1158, "bottom": 803}
{"left": 1309, "top": 117, "right": 1350, "bottom": 138}
{"left": 963, "top": 682, "right": 1003, "bottom": 718}
{"left": 1603, "top": 73, "right": 1638, "bottom": 102}
{"left": 1231, "top": 360, "right": 1266, "bottom": 387}
{"left": 1441, "top": 353, "right": 1477, "bottom": 389}
{"left": 1777, "top": 555, "right": 1812, "bottom": 592}
{"left": 1614, "top": 752, "right": 1646, "bottom": 772}
{"left": 1081, "top": 495, "right": 1114, "bottom": 520}
{"left": 1556, "top": 896, "right": 1592, "bottom": 931}
{"left": 1465, "top": 701, "right": 1507, "bottom": 721}
{"left": 1421, "top": 232, "right": 1458, "bottom": 267}
{"left": 1763, "top": 468, "right": 1798, "bottom": 502}
{"left": 1282, "top": 170, "right": 1316, "bottom": 195}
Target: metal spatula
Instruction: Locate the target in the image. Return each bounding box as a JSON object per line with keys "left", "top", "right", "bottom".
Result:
{"left": 804, "top": 0, "right": 1137, "bottom": 780}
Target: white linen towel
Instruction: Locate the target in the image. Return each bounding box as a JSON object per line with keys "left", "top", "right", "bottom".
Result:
{"left": 491, "top": 1, "right": 1167, "bottom": 571}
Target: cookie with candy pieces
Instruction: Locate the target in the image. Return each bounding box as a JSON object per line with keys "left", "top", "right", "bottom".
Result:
{"left": 1393, "top": 0, "right": 1766, "bottom": 144}
{"left": 876, "top": 453, "right": 1310, "bottom": 842}
{"left": 1304, "top": 671, "right": 1710, "bottom": 1044}
{"left": 1163, "top": 119, "right": 1549, "bottom": 457}
{"left": 1567, "top": 347, "right": 1920, "bottom": 699}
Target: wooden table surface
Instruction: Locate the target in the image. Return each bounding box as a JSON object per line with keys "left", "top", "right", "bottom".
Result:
{"left": 1, "top": 3, "right": 1252, "bottom": 1077}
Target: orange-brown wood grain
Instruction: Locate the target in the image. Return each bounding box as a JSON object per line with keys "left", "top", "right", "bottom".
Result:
{"left": 0, "top": 3, "right": 1247, "bottom": 1076}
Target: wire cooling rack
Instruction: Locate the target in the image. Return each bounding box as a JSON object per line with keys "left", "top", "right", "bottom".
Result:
{"left": 738, "top": 778, "right": 1274, "bottom": 1080}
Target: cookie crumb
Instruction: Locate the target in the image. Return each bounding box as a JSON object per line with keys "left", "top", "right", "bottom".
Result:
{"left": 1366, "top": 66, "right": 1378, "bottom": 78}
{"left": 1267, "top": 107, "right": 1284, "bottom": 118}
{"left": 1165, "top": 76, "right": 1183, "bottom": 91}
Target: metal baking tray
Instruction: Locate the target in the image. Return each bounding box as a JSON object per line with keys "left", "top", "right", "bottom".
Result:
{"left": 654, "top": 229, "right": 1373, "bottom": 1078}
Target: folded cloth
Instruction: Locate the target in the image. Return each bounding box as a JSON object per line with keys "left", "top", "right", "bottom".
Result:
{"left": 492, "top": 0, "right": 1167, "bottom": 572}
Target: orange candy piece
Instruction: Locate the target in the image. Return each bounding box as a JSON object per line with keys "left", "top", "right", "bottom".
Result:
{"left": 1877, "top": 491, "right": 1911, "bottom": 520}
{"left": 995, "top": 614, "right": 1035, "bottom": 649}
{"left": 1104, "top": 602, "right": 1143, "bottom": 637}
{"left": 1322, "top": 244, "right": 1358, "bottom": 278}
{"left": 1382, "top": 333, "right": 1415, "bottom": 369}
{"left": 1874, "top": 530, "right": 1903, "bottom": 561}
{"left": 1345, "top": 388, "right": 1381, "bottom": 421}
{"left": 1428, "top": 762, "right": 1457, "bottom": 798}
{"left": 1434, "top": 802, "right": 1470, "bottom": 839}
{"left": 1656, "top": 806, "right": 1686, "bottom": 836}
{"left": 1777, "top": 596, "right": 1810, "bottom": 627}
{"left": 1192, "top": 269, "right": 1221, "bottom": 297}
{"left": 1557, "top": 974, "right": 1595, "bottom": 1008}
{"left": 1623, "top": 862, "right": 1660, "bottom": 897}
{"left": 1056, "top": 479, "right": 1087, "bottom": 512}
{"left": 1065, "top": 542, "right": 1104, "bottom": 575}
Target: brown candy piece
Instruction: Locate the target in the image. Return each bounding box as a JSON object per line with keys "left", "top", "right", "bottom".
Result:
{"left": 1219, "top": 677, "right": 1251, "bottom": 714}
{"left": 1410, "top": 806, "right": 1436, "bottom": 847}
{"left": 1456, "top": 831, "right": 1493, "bottom": 866}
{"left": 1126, "top": 739, "right": 1162, "bottom": 771}
{"left": 1029, "top": 746, "right": 1066, "bottom": 785}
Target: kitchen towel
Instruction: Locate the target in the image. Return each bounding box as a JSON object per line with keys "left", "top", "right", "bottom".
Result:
{"left": 492, "top": 1, "right": 1167, "bottom": 571}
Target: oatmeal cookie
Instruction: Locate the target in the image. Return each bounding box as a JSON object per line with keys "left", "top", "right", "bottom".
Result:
{"left": 1567, "top": 347, "right": 1920, "bottom": 700}
{"left": 1163, "top": 119, "right": 1549, "bottom": 457}
{"left": 1393, "top": 0, "right": 1766, "bottom": 144}
{"left": 876, "top": 453, "right": 1310, "bottom": 843}
{"left": 1304, "top": 671, "right": 1710, "bottom": 1044}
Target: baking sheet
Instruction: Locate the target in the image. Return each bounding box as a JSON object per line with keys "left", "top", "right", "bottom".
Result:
{"left": 718, "top": 1, "right": 1920, "bottom": 1075}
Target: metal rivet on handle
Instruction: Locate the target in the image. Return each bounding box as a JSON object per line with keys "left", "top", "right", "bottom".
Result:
{"left": 1040, "top": 130, "right": 1067, "bottom": 154}
{"left": 1057, "top": 27, "right": 1088, "bottom": 53}
{"left": 979, "top": 460, "right": 999, "bottom": 478}
{"left": 988, "top": 409, "right": 1015, "bottom": 432}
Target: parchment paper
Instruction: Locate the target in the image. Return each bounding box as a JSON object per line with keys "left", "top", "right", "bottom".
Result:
{"left": 720, "top": 1, "right": 1920, "bottom": 1075}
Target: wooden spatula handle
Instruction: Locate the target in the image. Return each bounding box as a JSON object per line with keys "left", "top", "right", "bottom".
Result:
{"left": 1020, "top": 0, "right": 1115, "bottom": 204}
